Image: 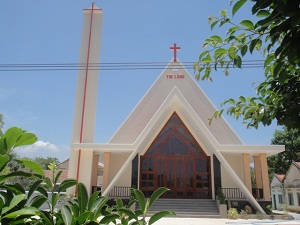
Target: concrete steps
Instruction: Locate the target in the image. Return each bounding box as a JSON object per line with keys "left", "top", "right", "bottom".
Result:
{"left": 136, "top": 199, "right": 221, "bottom": 218}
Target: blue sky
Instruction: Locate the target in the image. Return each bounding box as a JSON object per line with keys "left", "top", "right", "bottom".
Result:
{"left": 0, "top": 1, "right": 281, "bottom": 162}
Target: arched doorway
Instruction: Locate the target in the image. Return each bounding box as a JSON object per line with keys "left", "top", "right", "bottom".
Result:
{"left": 140, "top": 112, "right": 211, "bottom": 199}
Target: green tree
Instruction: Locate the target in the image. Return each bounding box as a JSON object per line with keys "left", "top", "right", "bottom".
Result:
{"left": 0, "top": 114, "right": 4, "bottom": 137}
{"left": 268, "top": 127, "right": 300, "bottom": 175}
{"left": 33, "top": 156, "right": 60, "bottom": 170}
{"left": 195, "top": 0, "right": 300, "bottom": 130}
{"left": 5, "top": 155, "right": 36, "bottom": 190}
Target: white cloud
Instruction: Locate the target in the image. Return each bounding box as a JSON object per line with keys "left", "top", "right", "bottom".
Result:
{"left": 17, "top": 141, "right": 59, "bottom": 153}
{"left": 15, "top": 141, "right": 70, "bottom": 162}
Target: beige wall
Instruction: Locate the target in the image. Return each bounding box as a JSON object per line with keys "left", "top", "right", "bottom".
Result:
{"left": 285, "top": 188, "right": 300, "bottom": 211}
{"left": 242, "top": 153, "right": 252, "bottom": 192}
{"left": 221, "top": 155, "right": 245, "bottom": 188}
{"left": 108, "top": 153, "right": 132, "bottom": 187}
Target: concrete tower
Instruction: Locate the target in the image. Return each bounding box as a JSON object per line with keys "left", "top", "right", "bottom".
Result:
{"left": 68, "top": 3, "right": 102, "bottom": 195}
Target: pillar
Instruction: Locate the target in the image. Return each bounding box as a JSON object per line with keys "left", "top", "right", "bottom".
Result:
{"left": 254, "top": 154, "right": 271, "bottom": 201}
{"left": 242, "top": 153, "right": 252, "bottom": 192}
{"left": 78, "top": 149, "right": 94, "bottom": 196}
{"left": 254, "top": 155, "right": 263, "bottom": 189}
{"left": 102, "top": 152, "right": 111, "bottom": 192}
{"left": 91, "top": 154, "right": 99, "bottom": 188}
{"left": 260, "top": 153, "right": 271, "bottom": 201}
{"left": 68, "top": 3, "right": 103, "bottom": 194}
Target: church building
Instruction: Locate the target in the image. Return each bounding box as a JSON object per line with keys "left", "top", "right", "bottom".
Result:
{"left": 68, "top": 4, "right": 285, "bottom": 214}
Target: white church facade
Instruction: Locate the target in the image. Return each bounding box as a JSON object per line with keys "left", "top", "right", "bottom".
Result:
{"left": 68, "top": 4, "right": 284, "bottom": 214}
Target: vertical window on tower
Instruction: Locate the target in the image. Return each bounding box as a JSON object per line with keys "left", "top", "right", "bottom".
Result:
{"left": 131, "top": 154, "right": 138, "bottom": 188}
{"left": 213, "top": 155, "right": 221, "bottom": 193}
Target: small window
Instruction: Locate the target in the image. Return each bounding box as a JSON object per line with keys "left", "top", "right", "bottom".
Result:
{"left": 288, "top": 193, "right": 294, "bottom": 206}
{"left": 278, "top": 194, "right": 283, "bottom": 204}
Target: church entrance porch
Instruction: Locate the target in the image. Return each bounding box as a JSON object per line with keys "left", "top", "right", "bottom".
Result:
{"left": 139, "top": 113, "right": 212, "bottom": 199}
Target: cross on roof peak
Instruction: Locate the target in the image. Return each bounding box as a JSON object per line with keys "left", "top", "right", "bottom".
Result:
{"left": 83, "top": 2, "right": 102, "bottom": 11}
{"left": 170, "top": 43, "right": 181, "bottom": 62}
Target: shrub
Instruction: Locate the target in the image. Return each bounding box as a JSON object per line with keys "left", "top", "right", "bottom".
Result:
{"left": 227, "top": 208, "right": 239, "bottom": 219}
{"left": 0, "top": 127, "right": 175, "bottom": 224}
{"left": 216, "top": 187, "right": 226, "bottom": 204}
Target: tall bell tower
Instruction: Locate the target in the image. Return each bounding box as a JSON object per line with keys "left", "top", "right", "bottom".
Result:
{"left": 68, "top": 3, "right": 103, "bottom": 195}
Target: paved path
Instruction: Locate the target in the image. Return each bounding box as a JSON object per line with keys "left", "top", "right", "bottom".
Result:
{"left": 150, "top": 211, "right": 300, "bottom": 225}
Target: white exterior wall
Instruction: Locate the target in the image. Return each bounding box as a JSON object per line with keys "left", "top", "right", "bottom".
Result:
{"left": 271, "top": 187, "right": 284, "bottom": 210}
{"left": 285, "top": 166, "right": 300, "bottom": 187}
{"left": 270, "top": 177, "right": 283, "bottom": 188}
{"left": 285, "top": 188, "right": 300, "bottom": 212}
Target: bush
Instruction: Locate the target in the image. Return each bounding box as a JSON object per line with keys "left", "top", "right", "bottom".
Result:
{"left": 227, "top": 208, "right": 239, "bottom": 219}
{"left": 216, "top": 187, "right": 226, "bottom": 204}
{"left": 0, "top": 127, "right": 175, "bottom": 224}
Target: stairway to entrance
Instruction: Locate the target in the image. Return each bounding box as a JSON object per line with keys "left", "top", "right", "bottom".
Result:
{"left": 137, "top": 199, "right": 221, "bottom": 218}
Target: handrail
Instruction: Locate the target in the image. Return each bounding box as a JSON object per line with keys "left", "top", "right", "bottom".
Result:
{"left": 108, "top": 186, "right": 131, "bottom": 198}
{"left": 222, "top": 188, "right": 245, "bottom": 199}
{"left": 221, "top": 188, "right": 264, "bottom": 200}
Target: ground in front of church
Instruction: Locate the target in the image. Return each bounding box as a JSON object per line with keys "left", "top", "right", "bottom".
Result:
{"left": 151, "top": 211, "right": 300, "bottom": 225}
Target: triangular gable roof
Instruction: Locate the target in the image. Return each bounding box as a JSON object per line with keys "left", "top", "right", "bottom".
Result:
{"left": 286, "top": 161, "right": 300, "bottom": 175}
{"left": 294, "top": 161, "right": 300, "bottom": 169}
{"left": 109, "top": 59, "right": 243, "bottom": 145}
{"left": 270, "top": 174, "right": 285, "bottom": 188}
{"left": 91, "top": 59, "right": 284, "bottom": 213}
{"left": 275, "top": 174, "right": 285, "bottom": 182}
{"left": 284, "top": 161, "right": 300, "bottom": 187}
{"left": 73, "top": 59, "right": 284, "bottom": 158}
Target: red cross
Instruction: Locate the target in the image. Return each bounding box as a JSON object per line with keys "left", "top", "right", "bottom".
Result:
{"left": 170, "top": 43, "right": 181, "bottom": 62}
{"left": 83, "top": 2, "right": 102, "bottom": 11}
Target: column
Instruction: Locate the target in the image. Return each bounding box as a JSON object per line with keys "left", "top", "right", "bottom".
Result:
{"left": 260, "top": 153, "right": 271, "bottom": 201}
{"left": 242, "top": 153, "right": 252, "bottom": 192}
{"left": 91, "top": 154, "right": 99, "bottom": 190}
{"left": 102, "top": 152, "right": 110, "bottom": 192}
{"left": 254, "top": 155, "right": 263, "bottom": 190}
{"left": 78, "top": 149, "right": 94, "bottom": 196}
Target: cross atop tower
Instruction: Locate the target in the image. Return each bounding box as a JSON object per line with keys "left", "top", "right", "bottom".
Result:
{"left": 170, "top": 43, "right": 181, "bottom": 62}
{"left": 83, "top": 2, "right": 102, "bottom": 11}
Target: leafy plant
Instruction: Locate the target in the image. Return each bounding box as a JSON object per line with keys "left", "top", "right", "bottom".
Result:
{"left": 26, "top": 162, "right": 78, "bottom": 224}
{"left": 129, "top": 187, "right": 176, "bottom": 225}
{"left": 195, "top": 0, "right": 300, "bottom": 130}
{"left": 240, "top": 209, "right": 248, "bottom": 219}
{"left": 0, "top": 127, "right": 41, "bottom": 224}
{"left": 216, "top": 187, "right": 226, "bottom": 204}
{"left": 256, "top": 211, "right": 263, "bottom": 220}
{"left": 0, "top": 127, "right": 175, "bottom": 225}
{"left": 268, "top": 127, "right": 300, "bottom": 175}
{"left": 227, "top": 208, "right": 239, "bottom": 219}
{"left": 266, "top": 204, "right": 273, "bottom": 215}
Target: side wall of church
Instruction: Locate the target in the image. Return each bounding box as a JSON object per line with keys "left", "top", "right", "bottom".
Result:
{"left": 108, "top": 153, "right": 132, "bottom": 187}
{"left": 221, "top": 155, "right": 245, "bottom": 188}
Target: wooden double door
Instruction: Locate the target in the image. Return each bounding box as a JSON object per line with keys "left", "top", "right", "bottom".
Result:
{"left": 140, "top": 155, "right": 211, "bottom": 199}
